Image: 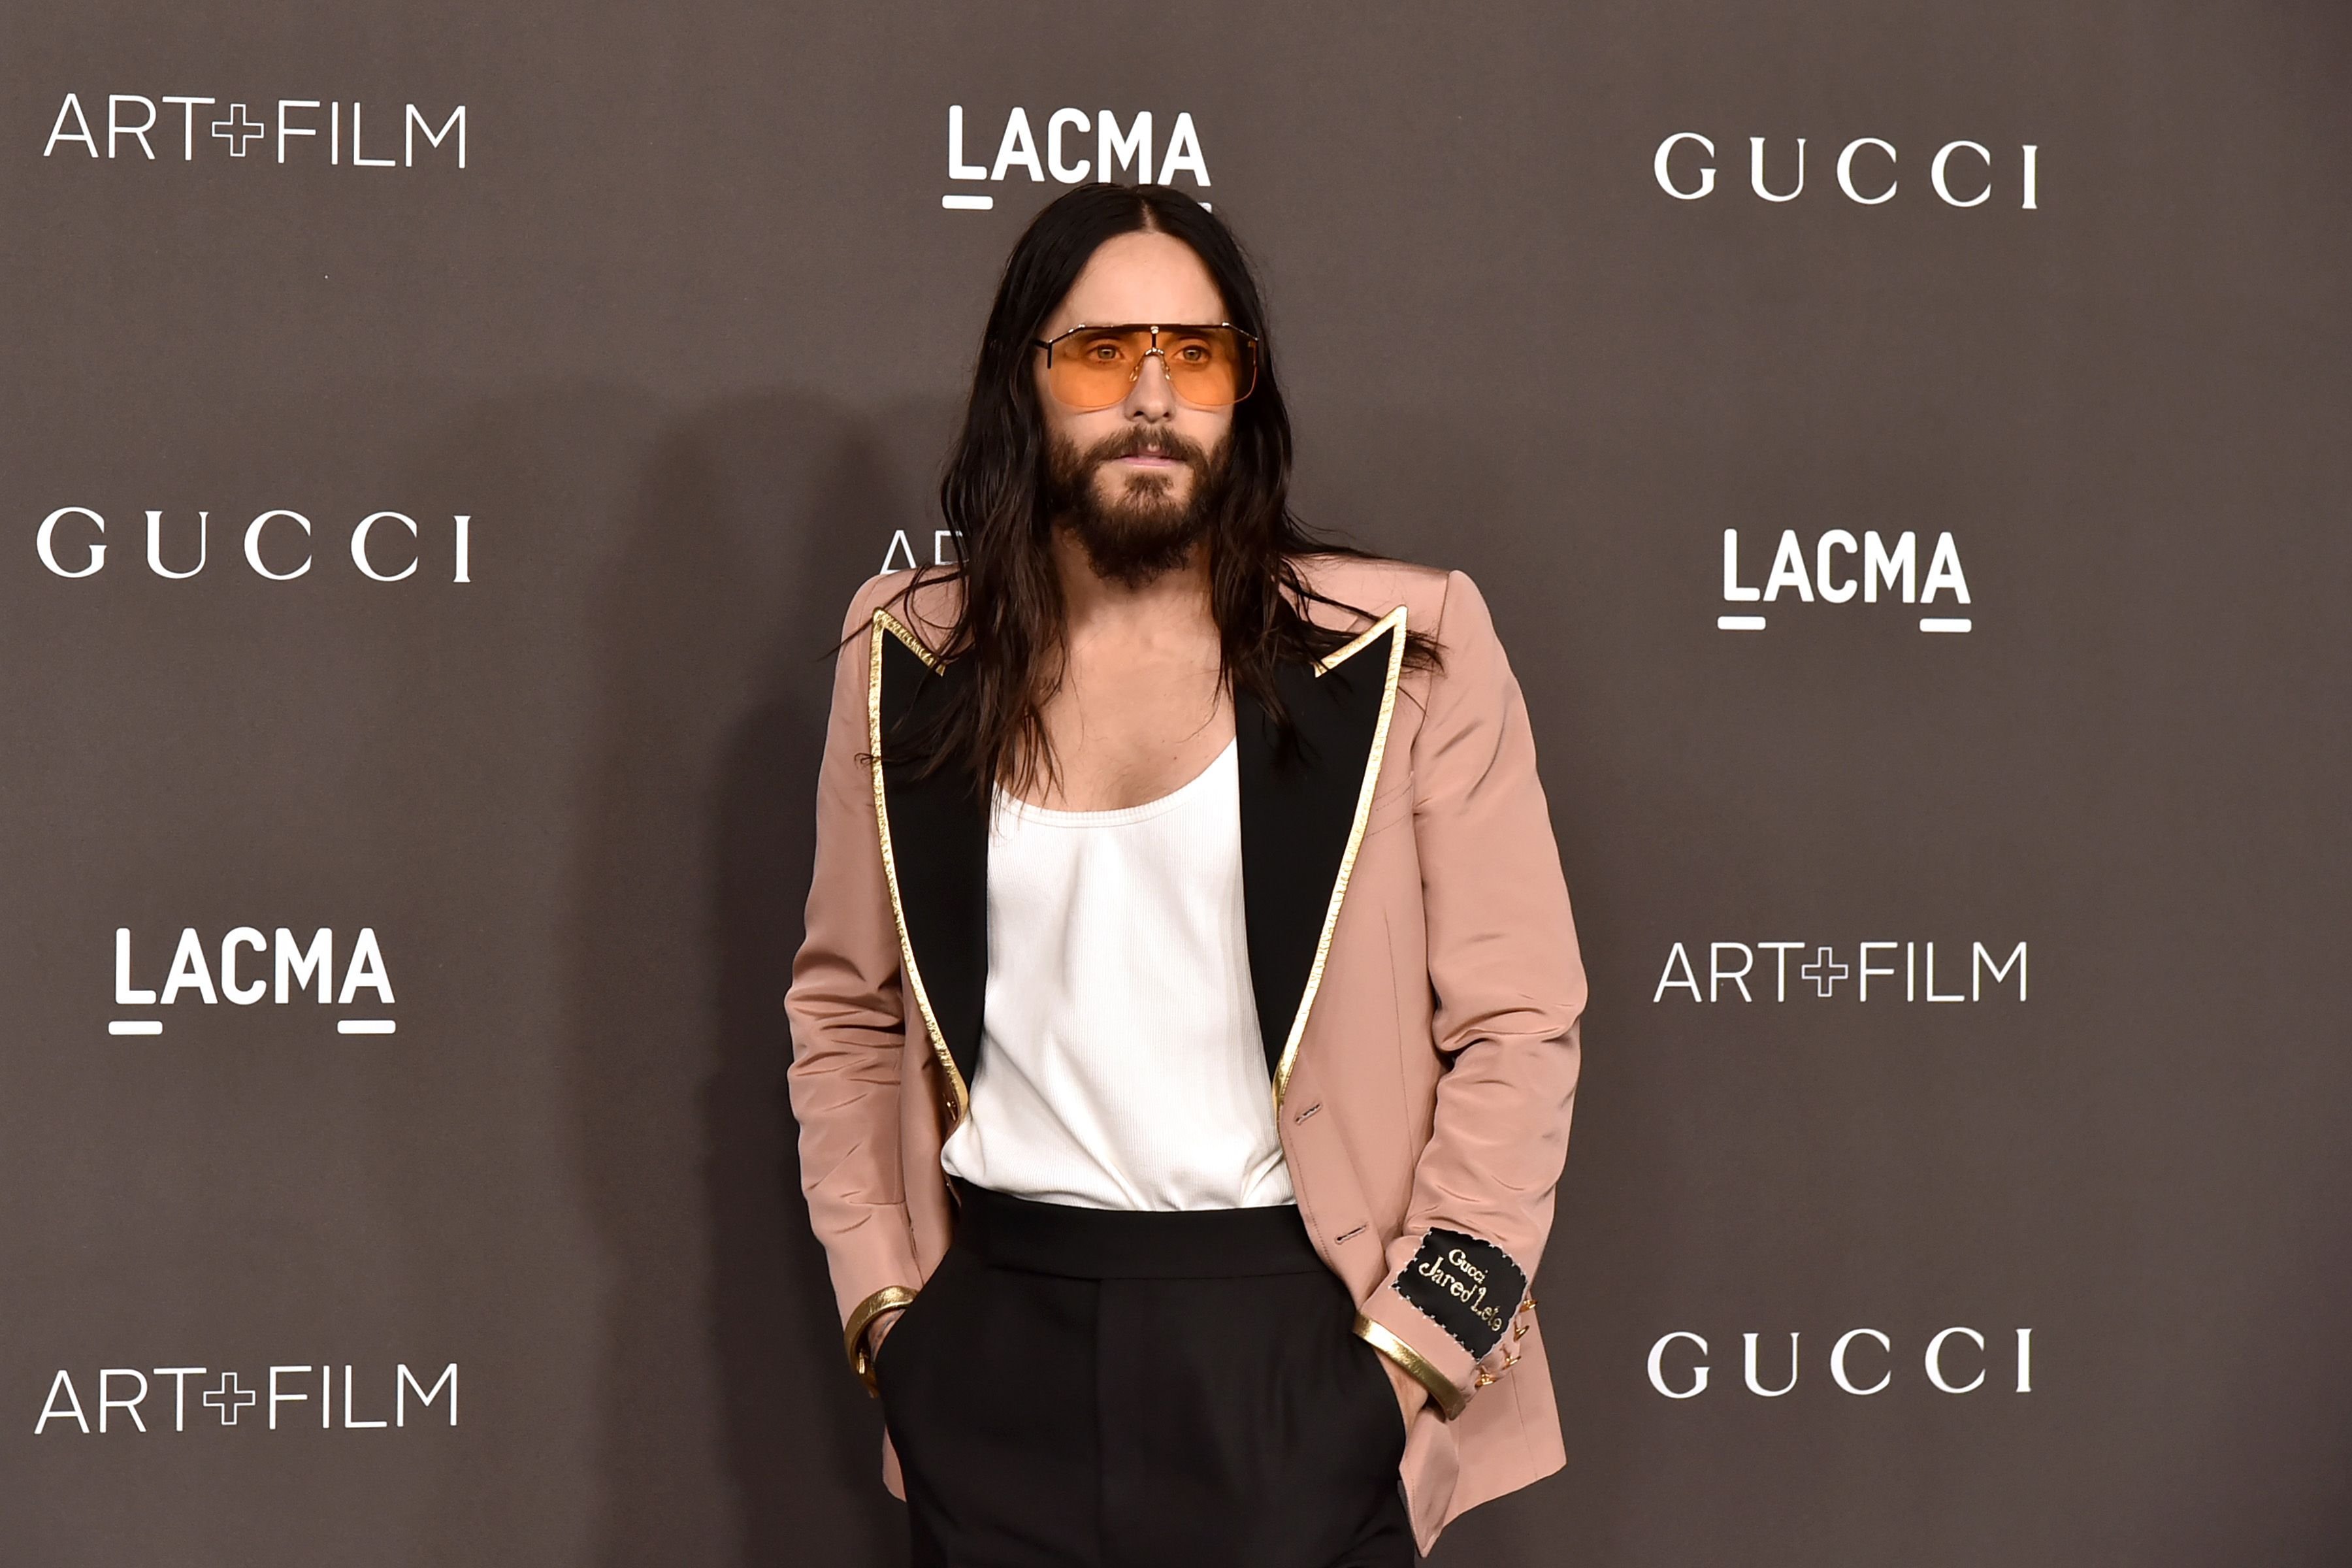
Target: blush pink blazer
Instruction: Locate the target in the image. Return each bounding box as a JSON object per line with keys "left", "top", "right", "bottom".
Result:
{"left": 785, "top": 553, "right": 1588, "bottom": 1555}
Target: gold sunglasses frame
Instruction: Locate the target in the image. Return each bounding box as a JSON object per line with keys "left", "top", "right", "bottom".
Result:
{"left": 1030, "top": 322, "right": 1262, "bottom": 412}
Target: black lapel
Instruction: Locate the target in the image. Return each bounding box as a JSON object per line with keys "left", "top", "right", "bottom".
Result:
{"left": 1236, "top": 608, "right": 1408, "bottom": 1105}
{"left": 868, "top": 610, "right": 986, "bottom": 1120}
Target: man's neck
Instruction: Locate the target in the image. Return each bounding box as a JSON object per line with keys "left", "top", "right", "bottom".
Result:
{"left": 1051, "top": 528, "right": 1217, "bottom": 653}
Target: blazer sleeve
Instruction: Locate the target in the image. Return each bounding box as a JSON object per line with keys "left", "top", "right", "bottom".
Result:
{"left": 784, "top": 574, "right": 924, "bottom": 1380}
{"left": 1355, "top": 568, "right": 1588, "bottom": 1419}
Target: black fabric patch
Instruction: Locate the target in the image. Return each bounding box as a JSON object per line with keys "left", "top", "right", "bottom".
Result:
{"left": 1393, "top": 1228, "right": 1526, "bottom": 1360}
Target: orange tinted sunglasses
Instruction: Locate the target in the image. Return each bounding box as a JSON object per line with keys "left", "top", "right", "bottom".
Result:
{"left": 1032, "top": 323, "right": 1260, "bottom": 412}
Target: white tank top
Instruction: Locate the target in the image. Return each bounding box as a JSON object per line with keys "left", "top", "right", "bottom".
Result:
{"left": 936, "top": 736, "right": 1296, "bottom": 1210}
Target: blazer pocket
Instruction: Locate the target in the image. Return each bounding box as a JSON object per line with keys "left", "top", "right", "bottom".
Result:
{"left": 874, "top": 1260, "right": 948, "bottom": 1393}
{"left": 883, "top": 1240, "right": 983, "bottom": 1389}
{"left": 871, "top": 1303, "right": 913, "bottom": 1392}
{"left": 1355, "top": 1333, "right": 1412, "bottom": 1465}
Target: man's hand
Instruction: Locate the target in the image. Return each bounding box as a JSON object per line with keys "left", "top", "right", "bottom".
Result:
{"left": 1377, "top": 1349, "right": 1426, "bottom": 1437}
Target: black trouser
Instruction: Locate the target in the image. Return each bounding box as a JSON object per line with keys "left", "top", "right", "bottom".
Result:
{"left": 874, "top": 1179, "right": 1416, "bottom": 1567}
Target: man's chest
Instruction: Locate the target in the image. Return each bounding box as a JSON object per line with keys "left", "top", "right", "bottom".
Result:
{"left": 1031, "top": 651, "right": 1234, "bottom": 811}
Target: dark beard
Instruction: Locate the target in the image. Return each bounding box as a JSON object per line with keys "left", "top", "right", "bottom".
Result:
{"left": 1042, "top": 423, "right": 1230, "bottom": 589}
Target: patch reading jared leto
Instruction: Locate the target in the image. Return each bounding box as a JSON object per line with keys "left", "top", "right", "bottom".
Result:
{"left": 1394, "top": 1230, "right": 1525, "bottom": 1360}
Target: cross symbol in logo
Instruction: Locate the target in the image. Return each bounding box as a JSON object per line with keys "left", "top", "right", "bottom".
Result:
{"left": 1800, "top": 946, "right": 1850, "bottom": 998}
{"left": 211, "top": 104, "right": 265, "bottom": 158}
{"left": 203, "top": 1371, "right": 257, "bottom": 1425}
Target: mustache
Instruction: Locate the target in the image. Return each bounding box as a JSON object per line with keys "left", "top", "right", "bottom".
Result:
{"left": 1082, "top": 427, "right": 1214, "bottom": 469}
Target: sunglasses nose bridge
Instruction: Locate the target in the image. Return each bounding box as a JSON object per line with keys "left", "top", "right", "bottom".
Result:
{"left": 1124, "top": 339, "right": 1176, "bottom": 402}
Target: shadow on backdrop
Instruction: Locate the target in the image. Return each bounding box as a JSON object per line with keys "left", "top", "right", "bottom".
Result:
{"left": 568, "top": 391, "right": 952, "bottom": 1566}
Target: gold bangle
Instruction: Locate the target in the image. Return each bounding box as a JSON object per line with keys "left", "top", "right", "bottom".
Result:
{"left": 1354, "top": 1311, "right": 1467, "bottom": 1420}
{"left": 843, "top": 1286, "right": 918, "bottom": 1396}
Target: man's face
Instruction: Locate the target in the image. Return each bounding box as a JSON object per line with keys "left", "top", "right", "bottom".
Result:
{"left": 1033, "top": 230, "right": 1237, "bottom": 586}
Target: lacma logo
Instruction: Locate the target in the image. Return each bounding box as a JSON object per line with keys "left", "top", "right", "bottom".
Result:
{"left": 1718, "top": 529, "right": 1972, "bottom": 634}
{"left": 37, "top": 507, "right": 474, "bottom": 582}
{"left": 44, "top": 95, "right": 465, "bottom": 167}
{"left": 35, "top": 1364, "right": 455, "bottom": 1433}
{"left": 943, "top": 106, "right": 1210, "bottom": 212}
{"left": 1653, "top": 939, "right": 2025, "bottom": 1002}
{"left": 111, "top": 926, "right": 398, "bottom": 1038}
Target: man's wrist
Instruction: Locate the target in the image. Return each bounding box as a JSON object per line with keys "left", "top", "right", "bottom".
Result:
{"left": 1379, "top": 1352, "right": 1427, "bottom": 1418}
{"left": 1354, "top": 1308, "right": 1469, "bottom": 1419}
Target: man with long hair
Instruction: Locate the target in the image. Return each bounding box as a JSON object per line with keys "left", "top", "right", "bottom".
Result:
{"left": 785, "top": 182, "right": 1587, "bottom": 1565}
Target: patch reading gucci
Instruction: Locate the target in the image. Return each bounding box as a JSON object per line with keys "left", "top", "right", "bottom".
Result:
{"left": 1393, "top": 1228, "right": 1526, "bottom": 1360}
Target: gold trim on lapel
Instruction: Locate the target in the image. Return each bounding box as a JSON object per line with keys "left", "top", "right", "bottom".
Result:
{"left": 1314, "top": 606, "right": 1406, "bottom": 677}
{"left": 866, "top": 608, "right": 968, "bottom": 1121}
{"left": 874, "top": 606, "right": 942, "bottom": 672}
{"left": 1272, "top": 604, "right": 1408, "bottom": 1105}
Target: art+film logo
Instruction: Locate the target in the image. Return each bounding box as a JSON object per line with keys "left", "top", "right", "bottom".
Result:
{"left": 43, "top": 93, "right": 465, "bottom": 167}
{"left": 34, "top": 1364, "right": 457, "bottom": 1435}
{"left": 108, "top": 926, "right": 400, "bottom": 1039}
{"left": 941, "top": 105, "right": 1211, "bottom": 212}
{"left": 880, "top": 526, "right": 963, "bottom": 574}
{"left": 35, "top": 506, "right": 474, "bottom": 584}
{"left": 1652, "top": 939, "right": 2026, "bottom": 1005}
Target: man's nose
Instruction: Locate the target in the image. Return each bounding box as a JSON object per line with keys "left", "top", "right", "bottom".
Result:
{"left": 1124, "top": 351, "right": 1177, "bottom": 417}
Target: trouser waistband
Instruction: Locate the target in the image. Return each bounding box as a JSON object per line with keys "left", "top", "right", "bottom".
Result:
{"left": 949, "top": 1178, "right": 1329, "bottom": 1279}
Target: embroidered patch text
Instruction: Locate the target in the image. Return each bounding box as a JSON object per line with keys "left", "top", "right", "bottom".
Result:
{"left": 1393, "top": 1228, "right": 1526, "bottom": 1360}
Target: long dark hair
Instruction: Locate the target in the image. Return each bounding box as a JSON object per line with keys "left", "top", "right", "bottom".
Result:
{"left": 891, "top": 181, "right": 1435, "bottom": 794}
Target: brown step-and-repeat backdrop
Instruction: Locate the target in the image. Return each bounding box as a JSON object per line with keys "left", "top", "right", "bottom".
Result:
{"left": 7, "top": 3, "right": 2348, "bottom": 1563}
